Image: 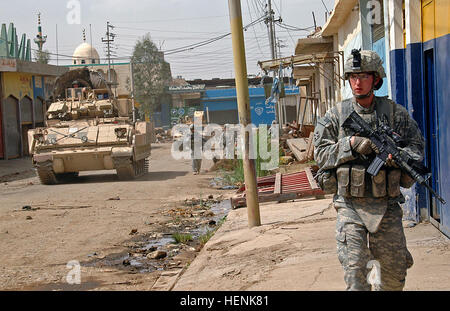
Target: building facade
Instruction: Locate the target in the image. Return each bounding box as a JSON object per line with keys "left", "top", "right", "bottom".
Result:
{"left": 166, "top": 78, "right": 301, "bottom": 128}
{"left": 0, "top": 58, "right": 67, "bottom": 159}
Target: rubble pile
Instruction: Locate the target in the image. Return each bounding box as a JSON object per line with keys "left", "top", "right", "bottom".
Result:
{"left": 279, "top": 121, "right": 316, "bottom": 165}
{"left": 154, "top": 127, "right": 173, "bottom": 143}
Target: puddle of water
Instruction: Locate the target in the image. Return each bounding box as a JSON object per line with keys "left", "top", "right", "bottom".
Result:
{"left": 179, "top": 199, "right": 232, "bottom": 239}
{"left": 144, "top": 237, "right": 175, "bottom": 250}
{"left": 130, "top": 199, "right": 231, "bottom": 272}
{"left": 82, "top": 200, "right": 232, "bottom": 275}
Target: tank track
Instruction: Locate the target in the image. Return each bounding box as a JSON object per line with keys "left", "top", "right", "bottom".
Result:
{"left": 114, "top": 157, "right": 134, "bottom": 180}
{"left": 114, "top": 157, "right": 148, "bottom": 180}
{"left": 36, "top": 161, "right": 58, "bottom": 185}
{"left": 36, "top": 162, "right": 80, "bottom": 185}
{"left": 144, "top": 158, "right": 149, "bottom": 172}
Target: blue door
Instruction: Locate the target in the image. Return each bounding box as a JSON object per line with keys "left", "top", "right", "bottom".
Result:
{"left": 424, "top": 48, "right": 441, "bottom": 221}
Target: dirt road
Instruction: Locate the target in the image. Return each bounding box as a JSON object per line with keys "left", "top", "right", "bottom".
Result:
{"left": 0, "top": 143, "right": 232, "bottom": 290}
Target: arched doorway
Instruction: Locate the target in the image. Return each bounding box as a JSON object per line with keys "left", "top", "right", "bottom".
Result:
{"left": 20, "top": 96, "right": 33, "bottom": 156}
{"left": 35, "top": 96, "right": 45, "bottom": 127}
{"left": 4, "top": 95, "right": 20, "bottom": 159}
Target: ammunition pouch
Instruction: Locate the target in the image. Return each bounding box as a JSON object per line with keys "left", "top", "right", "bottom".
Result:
{"left": 400, "top": 171, "right": 416, "bottom": 188}
{"left": 388, "top": 169, "right": 402, "bottom": 197}
{"left": 316, "top": 169, "right": 337, "bottom": 194}
{"left": 371, "top": 169, "right": 387, "bottom": 198}
{"left": 333, "top": 164, "right": 403, "bottom": 199}
{"left": 337, "top": 165, "right": 351, "bottom": 197}
{"left": 350, "top": 165, "right": 366, "bottom": 197}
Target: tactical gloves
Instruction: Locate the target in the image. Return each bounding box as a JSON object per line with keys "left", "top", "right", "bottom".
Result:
{"left": 351, "top": 136, "right": 379, "bottom": 155}
{"left": 385, "top": 154, "right": 399, "bottom": 168}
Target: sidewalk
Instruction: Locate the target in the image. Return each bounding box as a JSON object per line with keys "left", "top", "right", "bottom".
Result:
{"left": 172, "top": 197, "right": 450, "bottom": 291}
{"left": 0, "top": 157, "right": 33, "bottom": 180}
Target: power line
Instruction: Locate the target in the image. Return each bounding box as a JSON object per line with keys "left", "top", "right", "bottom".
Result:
{"left": 114, "top": 25, "right": 227, "bottom": 34}
{"left": 321, "top": 0, "right": 330, "bottom": 14}
{"left": 109, "top": 13, "right": 253, "bottom": 24}
{"left": 246, "top": 0, "right": 265, "bottom": 57}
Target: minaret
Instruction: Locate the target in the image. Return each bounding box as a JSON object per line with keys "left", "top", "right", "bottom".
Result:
{"left": 34, "top": 13, "right": 47, "bottom": 51}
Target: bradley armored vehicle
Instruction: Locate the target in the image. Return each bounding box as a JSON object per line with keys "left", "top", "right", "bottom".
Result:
{"left": 28, "top": 68, "right": 152, "bottom": 184}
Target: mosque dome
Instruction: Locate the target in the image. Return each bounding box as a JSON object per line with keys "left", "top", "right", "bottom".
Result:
{"left": 72, "top": 42, "right": 100, "bottom": 65}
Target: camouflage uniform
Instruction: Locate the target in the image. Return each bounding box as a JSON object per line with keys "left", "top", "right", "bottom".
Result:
{"left": 190, "top": 127, "right": 205, "bottom": 174}
{"left": 313, "top": 50, "right": 425, "bottom": 291}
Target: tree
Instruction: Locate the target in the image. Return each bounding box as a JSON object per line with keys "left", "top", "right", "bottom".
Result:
{"left": 34, "top": 49, "right": 50, "bottom": 64}
{"left": 129, "top": 34, "right": 172, "bottom": 117}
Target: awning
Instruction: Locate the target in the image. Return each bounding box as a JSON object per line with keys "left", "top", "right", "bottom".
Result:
{"left": 321, "top": 0, "right": 359, "bottom": 36}
{"left": 295, "top": 37, "right": 333, "bottom": 55}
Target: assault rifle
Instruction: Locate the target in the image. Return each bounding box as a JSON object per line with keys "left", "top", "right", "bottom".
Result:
{"left": 342, "top": 111, "right": 446, "bottom": 204}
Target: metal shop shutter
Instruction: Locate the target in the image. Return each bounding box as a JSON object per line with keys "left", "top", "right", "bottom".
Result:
{"left": 20, "top": 96, "right": 33, "bottom": 124}
{"left": 34, "top": 97, "right": 44, "bottom": 124}
{"left": 4, "top": 96, "right": 20, "bottom": 158}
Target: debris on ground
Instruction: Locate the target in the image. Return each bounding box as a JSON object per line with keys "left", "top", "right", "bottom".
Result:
{"left": 81, "top": 198, "right": 231, "bottom": 277}
{"left": 208, "top": 159, "right": 236, "bottom": 172}
{"left": 154, "top": 127, "right": 173, "bottom": 143}
{"left": 147, "top": 250, "right": 167, "bottom": 260}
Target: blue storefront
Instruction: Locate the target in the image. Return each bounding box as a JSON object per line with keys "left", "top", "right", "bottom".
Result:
{"left": 202, "top": 86, "right": 299, "bottom": 126}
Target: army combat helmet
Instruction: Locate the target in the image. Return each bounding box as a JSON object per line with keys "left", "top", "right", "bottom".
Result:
{"left": 344, "top": 49, "right": 386, "bottom": 99}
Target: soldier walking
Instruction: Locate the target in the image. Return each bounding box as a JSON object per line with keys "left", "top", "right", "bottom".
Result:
{"left": 313, "top": 50, "right": 425, "bottom": 290}
{"left": 190, "top": 124, "right": 204, "bottom": 175}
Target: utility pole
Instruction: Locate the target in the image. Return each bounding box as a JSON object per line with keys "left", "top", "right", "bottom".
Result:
{"left": 312, "top": 12, "right": 317, "bottom": 31}
{"left": 265, "top": 0, "right": 281, "bottom": 125}
{"left": 102, "top": 21, "right": 115, "bottom": 85}
{"left": 228, "top": 0, "right": 261, "bottom": 228}
{"left": 266, "top": 0, "right": 276, "bottom": 60}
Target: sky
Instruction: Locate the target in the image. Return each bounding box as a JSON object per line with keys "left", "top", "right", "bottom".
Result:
{"left": 0, "top": 0, "right": 335, "bottom": 80}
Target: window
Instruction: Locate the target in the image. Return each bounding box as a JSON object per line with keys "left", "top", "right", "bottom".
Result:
{"left": 81, "top": 60, "right": 86, "bottom": 64}
{"left": 73, "top": 60, "right": 76, "bottom": 65}
{"left": 92, "top": 59, "right": 96, "bottom": 64}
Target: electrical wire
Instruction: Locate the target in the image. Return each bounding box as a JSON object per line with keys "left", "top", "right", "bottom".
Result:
{"left": 246, "top": 0, "right": 266, "bottom": 57}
